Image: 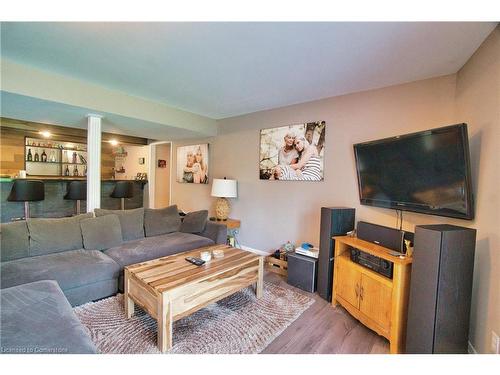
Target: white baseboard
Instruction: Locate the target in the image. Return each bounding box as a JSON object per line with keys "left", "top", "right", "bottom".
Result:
{"left": 240, "top": 245, "right": 272, "bottom": 256}
{"left": 468, "top": 341, "right": 477, "bottom": 354}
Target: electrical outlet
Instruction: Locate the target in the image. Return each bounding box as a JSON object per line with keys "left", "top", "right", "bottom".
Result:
{"left": 491, "top": 331, "right": 500, "bottom": 354}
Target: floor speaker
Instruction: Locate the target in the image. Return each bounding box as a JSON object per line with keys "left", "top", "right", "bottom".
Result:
{"left": 317, "top": 207, "right": 355, "bottom": 302}
{"left": 406, "top": 224, "right": 476, "bottom": 353}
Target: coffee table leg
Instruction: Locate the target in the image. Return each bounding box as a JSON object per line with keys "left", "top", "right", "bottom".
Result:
{"left": 256, "top": 256, "right": 264, "bottom": 298}
{"left": 124, "top": 269, "right": 134, "bottom": 318}
{"left": 158, "top": 293, "right": 172, "bottom": 353}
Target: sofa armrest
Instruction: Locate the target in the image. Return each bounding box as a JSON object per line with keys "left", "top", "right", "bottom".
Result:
{"left": 198, "top": 221, "right": 227, "bottom": 244}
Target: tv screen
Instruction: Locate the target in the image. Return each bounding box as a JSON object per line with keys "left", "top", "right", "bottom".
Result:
{"left": 354, "top": 124, "right": 474, "bottom": 220}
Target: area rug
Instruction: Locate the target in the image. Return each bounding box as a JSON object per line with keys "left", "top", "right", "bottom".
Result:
{"left": 74, "top": 281, "right": 314, "bottom": 354}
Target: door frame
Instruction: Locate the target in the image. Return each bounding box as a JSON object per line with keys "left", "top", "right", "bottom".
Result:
{"left": 148, "top": 141, "right": 173, "bottom": 208}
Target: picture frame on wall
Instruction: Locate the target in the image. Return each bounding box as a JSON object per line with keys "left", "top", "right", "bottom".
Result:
{"left": 259, "top": 121, "right": 325, "bottom": 181}
{"left": 176, "top": 144, "right": 209, "bottom": 184}
{"left": 157, "top": 159, "right": 167, "bottom": 168}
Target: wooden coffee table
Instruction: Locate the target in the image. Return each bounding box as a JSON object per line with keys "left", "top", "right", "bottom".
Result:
{"left": 124, "top": 244, "right": 264, "bottom": 352}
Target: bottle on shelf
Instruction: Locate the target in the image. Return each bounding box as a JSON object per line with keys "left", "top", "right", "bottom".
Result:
{"left": 41, "top": 150, "right": 47, "bottom": 162}
{"left": 83, "top": 165, "right": 87, "bottom": 177}
{"left": 34, "top": 151, "right": 40, "bottom": 162}
{"left": 27, "top": 149, "right": 33, "bottom": 161}
{"left": 72, "top": 151, "right": 77, "bottom": 164}
{"left": 64, "top": 165, "right": 70, "bottom": 176}
{"left": 73, "top": 165, "right": 79, "bottom": 177}
{"left": 49, "top": 151, "right": 56, "bottom": 162}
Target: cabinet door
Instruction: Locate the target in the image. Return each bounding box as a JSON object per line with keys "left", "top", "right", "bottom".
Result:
{"left": 359, "top": 273, "right": 392, "bottom": 331}
{"left": 336, "top": 257, "right": 361, "bottom": 309}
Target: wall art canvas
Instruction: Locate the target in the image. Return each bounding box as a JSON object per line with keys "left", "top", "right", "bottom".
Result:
{"left": 259, "top": 121, "right": 325, "bottom": 181}
{"left": 176, "top": 144, "right": 209, "bottom": 184}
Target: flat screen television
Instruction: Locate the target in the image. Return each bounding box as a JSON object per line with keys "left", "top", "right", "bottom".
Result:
{"left": 354, "top": 124, "right": 474, "bottom": 220}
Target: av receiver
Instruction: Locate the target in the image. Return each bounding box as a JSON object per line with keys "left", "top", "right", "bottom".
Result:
{"left": 350, "top": 248, "right": 394, "bottom": 279}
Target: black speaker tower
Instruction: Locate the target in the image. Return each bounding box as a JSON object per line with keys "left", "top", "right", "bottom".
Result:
{"left": 317, "top": 207, "right": 355, "bottom": 302}
{"left": 406, "top": 224, "right": 476, "bottom": 353}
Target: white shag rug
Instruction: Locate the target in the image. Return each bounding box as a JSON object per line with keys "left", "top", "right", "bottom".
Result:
{"left": 74, "top": 281, "right": 314, "bottom": 354}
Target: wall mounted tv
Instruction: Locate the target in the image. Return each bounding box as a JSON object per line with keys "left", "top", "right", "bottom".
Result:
{"left": 354, "top": 124, "right": 474, "bottom": 220}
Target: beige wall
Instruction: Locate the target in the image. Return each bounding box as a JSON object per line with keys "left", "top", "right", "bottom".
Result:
{"left": 172, "top": 27, "right": 499, "bottom": 353}
{"left": 117, "top": 145, "right": 149, "bottom": 180}
{"left": 175, "top": 74, "right": 458, "bottom": 243}
{"left": 154, "top": 143, "right": 171, "bottom": 208}
{"left": 454, "top": 27, "right": 499, "bottom": 354}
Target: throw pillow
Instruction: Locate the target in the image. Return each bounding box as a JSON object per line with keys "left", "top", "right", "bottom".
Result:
{"left": 81, "top": 214, "right": 123, "bottom": 251}
{"left": 27, "top": 213, "right": 93, "bottom": 256}
{"left": 94, "top": 207, "right": 144, "bottom": 241}
{"left": 144, "top": 205, "right": 181, "bottom": 237}
{"left": 180, "top": 210, "right": 208, "bottom": 233}
{"left": 0, "top": 221, "right": 30, "bottom": 262}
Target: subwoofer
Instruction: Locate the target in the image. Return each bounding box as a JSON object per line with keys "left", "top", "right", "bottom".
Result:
{"left": 317, "top": 207, "right": 355, "bottom": 302}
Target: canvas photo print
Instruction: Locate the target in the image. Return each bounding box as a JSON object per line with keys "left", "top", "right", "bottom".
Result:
{"left": 259, "top": 121, "right": 325, "bottom": 181}
{"left": 176, "top": 144, "right": 209, "bottom": 184}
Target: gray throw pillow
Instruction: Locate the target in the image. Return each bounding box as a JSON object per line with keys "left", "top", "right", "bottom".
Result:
{"left": 144, "top": 205, "right": 181, "bottom": 237}
{"left": 27, "top": 213, "right": 93, "bottom": 256}
{"left": 95, "top": 208, "right": 144, "bottom": 241}
{"left": 81, "top": 215, "right": 123, "bottom": 251}
{"left": 0, "top": 221, "right": 30, "bottom": 262}
{"left": 180, "top": 210, "right": 208, "bottom": 233}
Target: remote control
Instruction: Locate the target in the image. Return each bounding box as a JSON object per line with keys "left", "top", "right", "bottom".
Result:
{"left": 185, "top": 256, "right": 206, "bottom": 266}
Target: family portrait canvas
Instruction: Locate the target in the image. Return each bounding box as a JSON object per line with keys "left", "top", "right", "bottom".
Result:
{"left": 259, "top": 121, "right": 326, "bottom": 181}
{"left": 176, "top": 144, "right": 209, "bottom": 184}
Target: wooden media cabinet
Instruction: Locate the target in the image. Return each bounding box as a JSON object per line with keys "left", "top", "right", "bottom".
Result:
{"left": 332, "top": 236, "right": 412, "bottom": 354}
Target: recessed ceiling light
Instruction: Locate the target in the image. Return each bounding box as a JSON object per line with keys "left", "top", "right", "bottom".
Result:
{"left": 109, "top": 139, "right": 119, "bottom": 146}
{"left": 39, "top": 130, "right": 51, "bottom": 138}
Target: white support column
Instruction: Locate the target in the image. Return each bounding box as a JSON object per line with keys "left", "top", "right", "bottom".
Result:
{"left": 86, "top": 115, "right": 102, "bottom": 212}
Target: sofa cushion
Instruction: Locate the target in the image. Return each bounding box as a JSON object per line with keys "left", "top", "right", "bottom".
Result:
{"left": 104, "top": 231, "right": 214, "bottom": 268}
{"left": 0, "top": 249, "right": 120, "bottom": 291}
{"left": 81, "top": 214, "right": 123, "bottom": 251}
{"left": 180, "top": 210, "right": 208, "bottom": 233}
{"left": 0, "top": 221, "right": 30, "bottom": 262}
{"left": 144, "top": 205, "right": 181, "bottom": 237}
{"left": 0, "top": 280, "right": 97, "bottom": 354}
{"left": 198, "top": 221, "right": 228, "bottom": 245}
{"left": 27, "top": 213, "right": 93, "bottom": 257}
{"left": 95, "top": 208, "right": 144, "bottom": 241}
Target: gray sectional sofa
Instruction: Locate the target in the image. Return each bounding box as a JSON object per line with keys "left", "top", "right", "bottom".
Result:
{"left": 1, "top": 281, "right": 98, "bottom": 354}
{"left": 0, "top": 206, "right": 226, "bottom": 353}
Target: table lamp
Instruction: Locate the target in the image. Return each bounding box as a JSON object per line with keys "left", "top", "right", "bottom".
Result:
{"left": 211, "top": 178, "right": 237, "bottom": 221}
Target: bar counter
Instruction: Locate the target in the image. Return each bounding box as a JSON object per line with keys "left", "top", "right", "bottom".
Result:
{"left": 1, "top": 177, "right": 148, "bottom": 222}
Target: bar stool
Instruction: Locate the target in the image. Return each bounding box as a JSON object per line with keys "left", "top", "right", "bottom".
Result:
{"left": 110, "top": 181, "right": 134, "bottom": 210}
{"left": 64, "top": 181, "right": 87, "bottom": 215}
{"left": 7, "top": 180, "right": 45, "bottom": 219}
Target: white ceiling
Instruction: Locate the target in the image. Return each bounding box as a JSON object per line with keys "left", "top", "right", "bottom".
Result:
{"left": 1, "top": 22, "right": 497, "bottom": 119}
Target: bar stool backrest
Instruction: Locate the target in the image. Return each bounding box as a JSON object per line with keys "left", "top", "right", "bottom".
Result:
{"left": 64, "top": 181, "right": 87, "bottom": 201}
{"left": 7, "top": 180, "right": 45, "bottom": 202}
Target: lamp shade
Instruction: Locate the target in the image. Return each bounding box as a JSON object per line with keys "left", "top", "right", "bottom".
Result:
{"left": 211, "top": 178, "right": 237, "bottom": 198}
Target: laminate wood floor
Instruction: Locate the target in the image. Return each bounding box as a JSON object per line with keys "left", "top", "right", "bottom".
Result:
{"left": 262, "top": 271, "right": 390, "bottom": 354}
